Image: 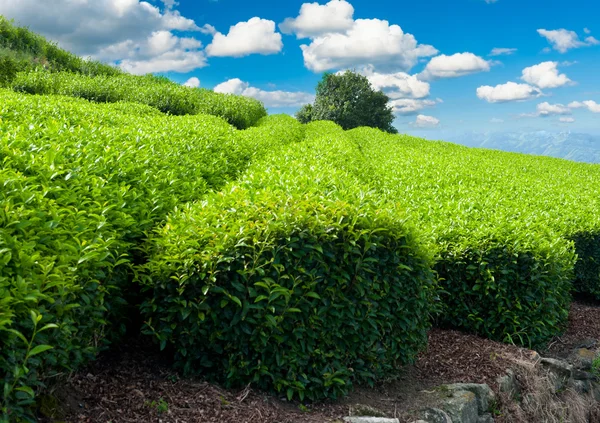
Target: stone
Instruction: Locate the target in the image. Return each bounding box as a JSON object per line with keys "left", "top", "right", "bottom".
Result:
{"left": 568, "top": 378, "right": 591, "bottom": 394}
{"left": 497, "top": 370, "right": 520, "bottom": 398}
{"left": 445, "top": 383, "right": 495, "bottom": 414}
{"left": 477, "top": 414, "right": 495, "bottom": 423}
{"left": 343, "top": 418, "right": 399, "bottom": 423}
{"left": 419, "top": 408, "right": 452, "bottom": 423}
{"left": 441, "top": 390, "right": 479, "bottom": 423}
{"left": 572, "top": 369, "right": 596, "bottom": 380}
{"left": 351, "top": 404, "right": 388, "bottom": 418}
{"left": 576, "top": 338, "right": 597, "bottom": 349}
{"left": 540, "top": 357, "right": 573, "bottom": 378}
{"left": 571, "top": 348, "right": 596, "bottom": 370}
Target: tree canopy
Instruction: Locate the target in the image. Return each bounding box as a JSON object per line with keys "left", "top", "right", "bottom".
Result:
{"left": 296, "top": 70, "right": 397, "bottom": 134}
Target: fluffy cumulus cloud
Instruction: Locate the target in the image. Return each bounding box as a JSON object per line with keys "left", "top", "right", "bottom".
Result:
{"left": 206, "top": 18, "right": 283, "bottom": 57}
{"left": 279, "top": 0, "right": 354, "bottom": 38}
{"left": 537, "top": 28, "right": 600, "bottom": 53}
{"left": 358, "top": 66, "right": 430, "bottom": 99}
{"left": 489, "top": 47, "right": 517, "bottom": 56}
{"left": 297, "top": 18, "right": 437, "bottom": 72}
{"left": 521, "top": 61, "right": 572, "bottom": 89}
{"left": 96, "top": 30, "right": 206, "bottom": 74}
{"left": 0, "top": 0, "right": 207, "bottom": 74}
{"left": 213, "top": 78, "right": 315, "bottom": 107}
{"left": 569, "top": 100, "right": 600, "bottom": 113}
{"left": 536, "top": 102, "right": 571, "bottom": 116}
{"left": 476, "top": 82, "right": 541, "bottom": 103}
{"left": 183, "top": 77, "right": 200, "bottom": 88}
{"left": 419, "top": 52, "right": 491, "bottom": 80}
{"left": 389, "top": 98, "right": 440, "bottom": 115}
{"left": 411, "top": 114, "right": 440, "bottom": 128}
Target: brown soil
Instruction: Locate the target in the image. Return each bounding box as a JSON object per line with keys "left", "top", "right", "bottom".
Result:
{"left": 41, "top": 300, "right": 600, "bottom": 423}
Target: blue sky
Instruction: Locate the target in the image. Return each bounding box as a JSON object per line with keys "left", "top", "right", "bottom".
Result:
{"left": 1, "top": 0, "right": 599, "bottom": 137}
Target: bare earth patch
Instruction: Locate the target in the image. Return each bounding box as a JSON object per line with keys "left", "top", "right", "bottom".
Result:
{"left": 42, "top": 301, "right": 600, "bottom": 423}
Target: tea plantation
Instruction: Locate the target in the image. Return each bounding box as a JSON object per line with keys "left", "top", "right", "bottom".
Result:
{"left": 2, "top": 19, "right": 600, "bottom": 423}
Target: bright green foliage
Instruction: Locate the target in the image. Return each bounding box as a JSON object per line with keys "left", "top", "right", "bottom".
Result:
{"left": 0, "top": 89, "right": 277, "bottom": 420}
{"left": 11, "top": 70, "right": 267, "bottom": 129}
{"left": 0, "top": 16, "right": 120, "bottom": 86}
{"left": 345, "top": 126, "right": 600, "bottom": 346}
{"left": 141, "top": 121, "right": 436, "bottom": 401}
{"left": 297, "top": 71, "right": 397, "bottom": 134}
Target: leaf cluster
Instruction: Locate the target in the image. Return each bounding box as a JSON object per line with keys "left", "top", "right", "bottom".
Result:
{"left": 11, "top": 70, "right": 267, "bottom": 129}
{"left": 141, "top": 121, "right": 436, "bottom": 401}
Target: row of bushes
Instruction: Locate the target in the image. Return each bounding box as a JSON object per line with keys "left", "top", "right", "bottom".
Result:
{"left": 0, "top": 16, "right": 121, "bottom": 86}
{"left": 0, "top": 89, "right": 284, "bottom": 420}
{"left": 346, "top": 126, "right": 600, "bottom": 346}
{"left": 11, "top": 70, "right": 267, "bottom": 129}
{"left": 140, "top": 121, "right": 437, "bottom": 401}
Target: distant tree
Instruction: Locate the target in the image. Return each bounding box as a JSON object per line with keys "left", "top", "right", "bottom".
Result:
{"left": 296, "top": 71, "right": 397, "bottom": 133}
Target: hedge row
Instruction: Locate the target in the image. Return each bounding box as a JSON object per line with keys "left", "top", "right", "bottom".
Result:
{"left": 141, "top": 121, "right": 437, "bottom": 401}
{"left": 11, "top": 70, "right": 267, "bottom": 129}
{"left": 346, "top": 127, "right": 594, "bottom": 347}
{"left": 0, "top": 90, "right": 287, "bottom": 420}
{"left": 0, "top": 16, "right": 121, "bottom": 86}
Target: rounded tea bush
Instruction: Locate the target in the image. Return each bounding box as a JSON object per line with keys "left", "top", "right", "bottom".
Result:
{"left": 142, "top": 188, "right": 436, "bottom": 401}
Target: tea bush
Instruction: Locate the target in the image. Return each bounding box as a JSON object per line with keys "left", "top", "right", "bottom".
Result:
{"left": 345, "top": 127, "right": 599, "bottom": 346}
{"left": 11, "top": 70, "right": 267, "bottom": 129}
{"left": 0, "top": 89, "right": 281, "bottom": 420}
{"left": 141, "top": 123, "right": 436, "bottom": 401}
{"left": 0, "top": 15, "right": 121, "bottom": 81}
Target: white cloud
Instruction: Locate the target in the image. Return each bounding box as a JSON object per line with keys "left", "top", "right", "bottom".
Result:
{"left": 359, "top": 66, "right": 429, "bottom": 99}
{"left": 476, "top": 82, "right": 541, "bottom": 103}
{"left": 389, "top": 98, "right": 439, "bottom": 115}
{"left": 521, "top": 61, "right": 572, "bottom": 89}
{"left": 420, "top": 52, "right": 491, "bottom": 80}
{"left": 300, "top": 18, "right": 437, "bottom": 72}
{"left": 94, "top": 30, "right": 206, "bottom": 74}
{"left": 213, "top": 78, "right": 315, "bottom": 107}
{"left": 569, "top": 100, "right": 600, "bottom": 113}
{"left": 537, "top": 28, "right": 600, "bottom": 53}
{"left": 584, "top": 28, "right": 591, "bottom": 35}
{"left": 559, "top": 117, "right": 575, "bottom": 123}
{"left": 279, "top": 0, "right": 354, "bottom": 38}
{"left": 536, "top": 102, "right": 571, "bottom": 116}
{"left": 489, "top": 48, "right": 517, "bottom": 56}
{"left": 183, "top": 77, "right": 200, "bottom": 88}
{"left": 484, "top": 0, "right": 498, "bottom": 3}
{"left": 411, "top": 114, "right": 440, "bottom": 128}
{"left": 490, "top": 118, "right": 504, "bottom": 123}
{"left": 206, "top": 18, "right": 283, "bottom": 57}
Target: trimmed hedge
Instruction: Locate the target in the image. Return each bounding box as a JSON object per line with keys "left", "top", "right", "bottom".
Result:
{"left": 141, "top": 122, "right": 436, "bottom": 401}
{"left": 0, "top": 89, "right": 284, "bottom": 420}
{"left": 11, "top": 70, "right": 267, "bottom": 129}
{"left": 345, "top": 126, "right": 591, "bottom": 346}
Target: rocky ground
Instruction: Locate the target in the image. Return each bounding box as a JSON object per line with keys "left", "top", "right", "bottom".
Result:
{"left": 39, "top": 301, "right": 600, "bottom": 423}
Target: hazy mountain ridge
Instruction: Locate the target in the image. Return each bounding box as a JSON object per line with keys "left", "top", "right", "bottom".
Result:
{"left": 447, "top": 131, "right": 600, "bottom": 164}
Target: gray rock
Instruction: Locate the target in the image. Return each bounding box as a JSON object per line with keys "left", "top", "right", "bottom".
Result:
{"left": 540, "top": 357, "right": 572, "bottom": 378}
{"left": 351, "top": 404, "right": 387, "bottom": 418}
{"left": 420, "top": 408, "right": 452, "bottom": 423}
{"left": 343, "top": 418, "right": 399, "bottom": 423}
{"left": 568, "top": 379, "right": 591, "bottom": 394}
{"left": 445, "top": 383, "right": 495, "bottom": 414}
{"left": 572, "top": 369, "right": 596, "bottom": 380}
{"left": 571, "top": 348, "right": 596, "bottom": 370}
{"left": 497, "top": 370, "right": 520, "bottom": 398}
{"left": 442, "top": 390, "right": 479, "bottom": 423}
{"left": 477, "top": 414, "right": 495, "bottom": 423}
